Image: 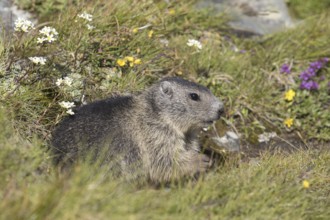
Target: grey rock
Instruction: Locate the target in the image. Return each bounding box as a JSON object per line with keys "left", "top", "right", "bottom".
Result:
{"left": 258, "top": 132, "right": 277, "bottom": 143}
{"left": 212, "top": 131, "right": 240, "bottom": 152}
{"left": 0, "top": 0, "right": 35, "bottom": 33}
{"left": 198, "top": 0, "right": 295, "bottom": 35}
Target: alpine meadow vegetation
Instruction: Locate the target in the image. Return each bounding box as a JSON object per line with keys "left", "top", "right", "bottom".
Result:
{"left": 0, "top": 0, "right": 330, "bottom": 219}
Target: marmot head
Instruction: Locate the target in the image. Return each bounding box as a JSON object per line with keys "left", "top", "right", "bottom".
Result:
{"left": 147, "top": 77, "right": 224, "bottom": 131}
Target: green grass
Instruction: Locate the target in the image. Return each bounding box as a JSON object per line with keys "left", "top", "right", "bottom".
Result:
{"left": 1, "top": 110, "right": 329, "bottom": 219}
{"left": 287, "top": 0, "right": 330, "bottom": 19}
{"left": 2, "top": 0, "right": 330, "bottom": 140}
{"left": 1, "top": 0, "right": 330, "bottom": 219}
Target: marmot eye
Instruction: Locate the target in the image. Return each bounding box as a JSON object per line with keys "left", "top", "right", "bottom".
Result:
{"left": 189, "top": 93, "right": 200, "bottom": 101}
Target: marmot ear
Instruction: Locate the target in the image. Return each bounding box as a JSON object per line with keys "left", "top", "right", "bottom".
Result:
{"left": 160, "top": 81, "right": 173, "bottom": 98}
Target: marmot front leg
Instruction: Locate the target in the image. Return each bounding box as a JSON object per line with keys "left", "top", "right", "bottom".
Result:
{"left": 180, "top": 151, "right": 211, "bottom": 176}
{"left": 166, "top": 151, "right": 211, "bottom": 181}
{"left": 193, "top": 153, "right": 211, "bottom": 173}
{"left": 148, "top": 150, "right": 211, "bottom": 183}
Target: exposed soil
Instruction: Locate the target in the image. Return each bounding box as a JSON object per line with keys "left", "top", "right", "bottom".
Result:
{"left": 202, "top": 128, "right": 330, "bottom": 167}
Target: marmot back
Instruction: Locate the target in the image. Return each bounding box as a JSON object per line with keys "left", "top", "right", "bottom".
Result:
{"left": 51, "top": 77, "right": 224, "bottom": 183}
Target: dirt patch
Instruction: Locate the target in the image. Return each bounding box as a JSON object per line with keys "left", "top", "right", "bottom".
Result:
{"left": 242, "top": 134, "right": 329, "bottom": 157}
{"left": 202, "top": 130, "right": 329, "bottom": 166}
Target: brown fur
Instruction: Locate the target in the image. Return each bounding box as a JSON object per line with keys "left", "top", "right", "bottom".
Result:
{"left": 51, "top": 77, "right": 224, "bottom": 183}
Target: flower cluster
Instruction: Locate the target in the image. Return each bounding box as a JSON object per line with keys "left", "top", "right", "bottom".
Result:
{"left": 29, "top": 56, "right": 47, "bottom": 65}
{"left": 78, "top": 12, "right": 93, "bottom": 22}
{"left": 283, "top": 89, "right": 295, "bottom": 128}
{"left": 55, "top": 73, "right": 83, "bottom": 101}
{"left": 59, "top": 101, "right": 75, "bottom": 115}
{"left": 117, "top": 56, "right": 142, "bottom": 67}
{"left": 299, "top": 58, "right": 329, "bottom": 90}
{"left": 187, "top": 39, "right": 202, "bottom": 50}
{"left": 77, "top": 12, "right": 95, "bottom": 30}
{"left": 14, "top": 18, "right": 35, "bottom": 32}
{"left": 56, "top": 76, "right": 73, "bottom": 87}
{"left": 37, "top": 26, "right": 59, "bottom": 44}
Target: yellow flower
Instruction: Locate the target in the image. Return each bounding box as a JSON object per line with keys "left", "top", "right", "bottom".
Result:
{"left": 134, "top": 59, "right": 141, "bottom": 65}
{"left": 176, "top": 71, "right": 183, "bottom": 75}
{"left": 148, "top": 30, "right": 154, "bottom": 38}
{"left": 302, "top": 180, "right": 310, "bottom": 188}
{"left": 168, "top": 9, "right": 176, "bottom": 15}
{"left": 125, "top": 56, "right": 134, "bottom": 62}
{"left": 285, "top": 89, "right": 296, "bottom": 101}
{"left": 117, "top": 59, "right": 126, "bottom": 67}
{"left": 132, "top": 28, "right": 138, "bottom": 33}
{"left": 284, "top": 118, "right": 294, "bottom": 128}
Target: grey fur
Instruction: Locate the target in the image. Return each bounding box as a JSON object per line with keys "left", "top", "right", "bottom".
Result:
{"left": 51, "top": 77, "right": 224, "bottom": 183}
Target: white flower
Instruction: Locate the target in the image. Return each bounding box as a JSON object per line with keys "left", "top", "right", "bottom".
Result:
{"left": 46, "top": 34, "right": 56, "bottom": 42}
{"left": 59, "top": 101, "right": 75, "bottom": 109}
{"left": 63, "top": 77, "right": 73, "bottom": 86}
{"left": 59, "top": 101, "right": 75, "bottom": 115}
{"left": 56, "top": 78, "right": 64, "bottom": 86}
{"left": 14, "top": 18, "right": 34, "bottom": 32}
{"left": 39, "top": 26, "right": 58, "bottom": 36}
{"left": 78, "top": 12, "right": 93, "bottom": 22}
{"left": 38, "top": 26, "right": 58, "bottom": 43}
{"left": 86, "top": 24, "right": 95, "bottom": 30}
{"left": 37, "top": 37, "right": 46, "bottom": 44}
{"left": 29, "top": 56, "right": 47, "bottom": 65}
{"left": 56, "top": 77, "right": 73, "bottom": 87}
{"left": 159, "top": 39, "right": 169, "bottom": 47}
{"left": 76, "top": 12, "right": 94, "bottom": 30}
{"left": 66, "top": 109, "right": 75, "bottom": 115}
{"left": 187, "top": 39, "right": 202, "bottom": 50}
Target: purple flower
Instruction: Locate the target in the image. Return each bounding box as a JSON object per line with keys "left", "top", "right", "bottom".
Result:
{"left": 309, "top": 61, "right": 323, "bottom": 71}
{"left": 322, "top": 57, "right": 329, "bottom": 63}
{"left": 300, "top": 80, "right": 319, "bottom": 90}
{"left": 300, "top": 81, "right": 311, "bottom": 90}
{"left": 280, "top": 63, "right": 291, "bottom": 74}
{"left": 299, "top": 70, "right": 312, "bottom": 81}
{"left": 311, "top": 81, "right": 319, "bottom": 90}
{"left": 298, "top": 58, "right": 328, "bottom": 91}
{"left": 307, "top": 66, "right": 317, "bottom": 75}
